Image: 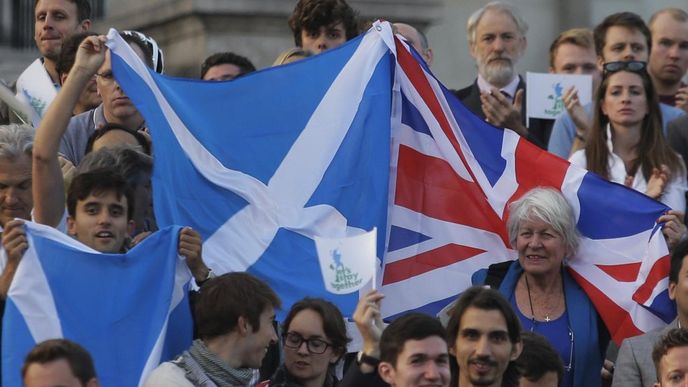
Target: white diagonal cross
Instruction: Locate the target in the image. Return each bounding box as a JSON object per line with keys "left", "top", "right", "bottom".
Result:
{"left": 106, "top": 22, "right": 395, "bottom": 274}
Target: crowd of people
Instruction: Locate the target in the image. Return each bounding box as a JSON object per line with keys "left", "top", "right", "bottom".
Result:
{"left": 2, "top": 0, "right": 688, "bottom": 386}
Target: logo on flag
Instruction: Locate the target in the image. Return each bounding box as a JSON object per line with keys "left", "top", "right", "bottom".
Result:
{"left": 315, "top": 228, "right": 377, "bottom": 294}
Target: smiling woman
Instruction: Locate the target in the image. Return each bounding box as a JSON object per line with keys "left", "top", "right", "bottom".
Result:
{"left": 472, "top": 187, "right": 609, "bottom": 387}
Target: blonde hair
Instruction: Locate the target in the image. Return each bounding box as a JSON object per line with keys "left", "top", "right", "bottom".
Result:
{"left": 272, "top": 47, "right": 313, "bottom": 66}
{"left": 549, "top": 28, "right": 594, "bottom": 68}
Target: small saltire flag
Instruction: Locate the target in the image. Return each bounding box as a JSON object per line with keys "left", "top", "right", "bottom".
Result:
{"left": 380, "top": 29, "right": 674, "bottom": 344}
{"left": 2, "top": 222, "right": 192, "bottom": 387}
{"left": 105, "top": 24, "right": 393, "bottom": 316}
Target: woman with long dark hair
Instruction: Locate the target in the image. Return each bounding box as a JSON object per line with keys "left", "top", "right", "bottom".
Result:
{"left": 569, "top": 61, "right": 687, "bottom": 248}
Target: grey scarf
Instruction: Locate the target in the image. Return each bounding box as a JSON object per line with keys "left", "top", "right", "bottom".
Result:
{"left": 178, "top": 339, "right": 260, "bottom": 387}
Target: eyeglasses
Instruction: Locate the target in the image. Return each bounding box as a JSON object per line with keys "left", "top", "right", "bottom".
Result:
{"left": 602, "top": 61, "right": 647, "bottom": 75}
{"left": 121, "top": 30, "right": 165, "bottom": 74}
{"left": 95, "top": 71, "right": 115, "bottom": 83}
{"left": 283, "top": 332, "right": 332, "bottom": 354}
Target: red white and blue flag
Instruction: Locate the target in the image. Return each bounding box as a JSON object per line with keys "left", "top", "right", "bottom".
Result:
{"left": 106, "top": 21, "right": 674, "bottom": 344}
{"left": 381, "top": 30, "right": 674, "bottom": 344}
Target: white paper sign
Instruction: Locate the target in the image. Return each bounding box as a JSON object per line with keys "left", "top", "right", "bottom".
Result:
{"left": 315, "top": 228, "right": 377, "bottom": 295}
{"left": 526, "top": 72, "right": 592, "bottom": 120}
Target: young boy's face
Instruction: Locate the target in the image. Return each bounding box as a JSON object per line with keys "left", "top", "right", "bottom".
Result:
{"left": 300, "top": 22, "right": 347, "bottom": 54}
{"left": 67, "top": 190, "right": 133, "bottom": 253}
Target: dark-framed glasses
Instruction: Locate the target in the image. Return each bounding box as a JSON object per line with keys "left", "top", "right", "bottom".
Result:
{"left": 283, "top": 332, "right": 331, "bottom": 354}
{"left": 603, "top": 61, "right": 647, "bottom": 75}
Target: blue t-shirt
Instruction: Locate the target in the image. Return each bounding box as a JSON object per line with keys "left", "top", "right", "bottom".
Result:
{"left": 511, "top": 293, "right": 574, "bottom": 387}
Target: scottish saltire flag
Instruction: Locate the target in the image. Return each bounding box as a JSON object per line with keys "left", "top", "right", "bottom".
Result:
{"left": 2, "top": 222, "right": 192, "bottom": 387}
{"left": 105, "top": 25, "right": 392, "bottom": 316}
{"left": 380, "top": 31, "right": 674, "bottom": 344}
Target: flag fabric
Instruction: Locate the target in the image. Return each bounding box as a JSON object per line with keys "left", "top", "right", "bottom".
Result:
{"left": 380, "top": 31, "right": 674, "bottom": 344}
{"left": 105, "top": 25, "right": 392, "bottom": 316}
{"left": 314, "top": 228, "right": 378, "bottom": 294}
{"left": 107, "top": 21, "right": 673, "bottom": 344}
{"left": 2, "top": 222, "right": 192, "bottom": 387}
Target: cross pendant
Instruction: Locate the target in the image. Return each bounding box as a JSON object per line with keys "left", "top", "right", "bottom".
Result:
{"left": 545, "top": 316, "right": 550, "bottom": 322}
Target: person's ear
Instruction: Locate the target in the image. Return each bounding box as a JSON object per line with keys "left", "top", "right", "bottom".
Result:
{"left": 510, "top": 340, "right": 523, "bottom": 361}
{"left": 67, "top": 215, "right": 76, "bottom": 236}
{"left": 79, "top": 19, "right": 92, "bottom": 32}
{"left": 238, "top": 315, "right": 251, "bottom": 335}
{"left": 378, "top": 362, "right": 396, "bottom": 384}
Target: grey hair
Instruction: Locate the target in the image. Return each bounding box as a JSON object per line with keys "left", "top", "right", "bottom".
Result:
{"left": 466, "top": 1, "right": 528, "bottom": 46}
{"left": 77, "top": 145, "right": 152, "bottom": 175}
{"left": 0, "top": 124, "right": 34, "bottom": 160}
{"left": 506, "top": 187, "right": 580, "bottom": 257}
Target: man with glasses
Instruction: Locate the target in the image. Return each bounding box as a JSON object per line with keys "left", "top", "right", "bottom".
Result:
{"left": 547, "top": 12, "right": 685, "bottom": 158}
{"left": 145, "top": 272, "right": 281, "bottom": 386}
{"left": 57, "top": 31, "right": 163, "bottom": 166}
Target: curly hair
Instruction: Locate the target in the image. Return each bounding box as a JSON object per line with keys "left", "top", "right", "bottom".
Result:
{"left": 288, "top": 0, "right": 359, "bottom": 47}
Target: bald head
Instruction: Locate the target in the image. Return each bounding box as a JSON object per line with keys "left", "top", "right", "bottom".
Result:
{"left": 393, "top": 22, "right": 433, "bottom": 66}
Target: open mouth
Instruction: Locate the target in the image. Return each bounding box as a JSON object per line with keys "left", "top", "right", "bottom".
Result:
{"left": 95, "top": 231, "right": 114, "bottom": 239}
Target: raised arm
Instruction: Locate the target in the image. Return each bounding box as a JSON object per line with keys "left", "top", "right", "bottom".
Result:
{"left": 33, "top": 35, "right": 106, "bottom": 226}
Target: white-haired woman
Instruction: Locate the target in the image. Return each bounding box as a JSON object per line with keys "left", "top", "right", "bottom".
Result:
{"left": 473, "top": 187, "right": 609, "bottom": 387}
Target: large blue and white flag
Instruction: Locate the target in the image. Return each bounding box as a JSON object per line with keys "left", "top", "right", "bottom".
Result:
{"left": 105, "top": 24, "right": 393, "bottom": 315}
{"left": 2, "top": 222, "right": 192, "bottom": 387}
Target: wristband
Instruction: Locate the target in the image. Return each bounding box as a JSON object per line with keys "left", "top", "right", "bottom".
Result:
{"left": 196, "top": 268, "right": 216, "bottom": 287}
{"left": 356, "top": 351, "right": 380, "bottom": 368}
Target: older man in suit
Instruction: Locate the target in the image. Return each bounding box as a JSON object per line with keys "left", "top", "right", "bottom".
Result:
{"left": 612, "top": 239, "right": 688, "bottom": 386}
{"left": 453, "top": 2, "right": 549, "bottom": 148}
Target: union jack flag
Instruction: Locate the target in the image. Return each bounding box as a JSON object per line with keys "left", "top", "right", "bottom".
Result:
{"left": 380, "top": 34, "right": 675, "bottom": 344}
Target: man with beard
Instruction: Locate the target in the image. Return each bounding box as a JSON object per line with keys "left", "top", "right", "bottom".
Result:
{"left": 14, "top": 0, "right": 91, "bottom": 124}
{"left": 454, "top": 2, "right": 547, "bottom": 147}
{"left": 447, "top": 286, "right": 523, "bottom": 387}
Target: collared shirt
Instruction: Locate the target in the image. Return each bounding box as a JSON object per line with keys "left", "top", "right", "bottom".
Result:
{"left": 568, "top": 124, "right": 687, "bottom": 211}
{"left": 477, "top": 74, "right": 520, "bottom": 102}
{"left": 59, "top": 104, "right": 146, "bottom": 166}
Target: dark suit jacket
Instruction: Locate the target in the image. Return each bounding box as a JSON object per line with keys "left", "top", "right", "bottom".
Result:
{"left": 452, "top": 77, "right": 551, "bottom": 148}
